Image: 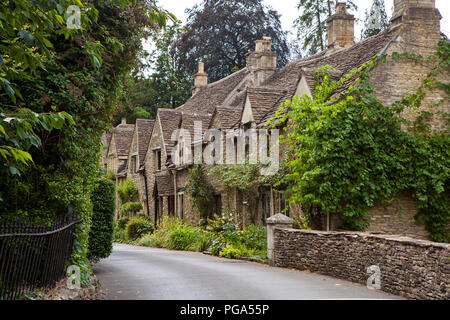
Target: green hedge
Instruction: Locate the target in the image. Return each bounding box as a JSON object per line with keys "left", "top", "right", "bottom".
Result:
{"left": 88, "top": 178, "right": 116, "bottom": 261}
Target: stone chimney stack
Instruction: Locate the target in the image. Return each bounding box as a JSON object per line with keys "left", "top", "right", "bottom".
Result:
{"left": 390, "top": 0, "right": 441, "bottom": 55}
{"left": 192, "top": 61, "right": 208, "bottom": 95}
{"left": 121, "top": 117, "right": 127, "bottom": 125}
{"left": 326, "top": 2, "right": 355, "bottom": 50}
{"left": 246, "top": 37, "right": 277, "bottom": 86}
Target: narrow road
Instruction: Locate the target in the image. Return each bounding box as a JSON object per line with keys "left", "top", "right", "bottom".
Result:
{"left": 93, "top": 244, "right": 402, "bottom": 300}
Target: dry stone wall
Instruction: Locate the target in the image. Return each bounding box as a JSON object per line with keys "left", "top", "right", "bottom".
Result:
{"left": 273, "top": 228, "right": 449, "bottom": 300}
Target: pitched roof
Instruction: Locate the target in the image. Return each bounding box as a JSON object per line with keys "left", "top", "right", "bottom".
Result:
{"left": 256, "top": 25, "right": 402, "bottom": 127}
{"left": 155, "top": 174, "right": 174, "bottom": 196}
{"left": 114, "top": 123, "right": 135, "bottom": 156}
{"left": 246, "top": 88, "right": 286, "bottom": 124}
{"left": 136, "top": 119, "right": 155, "bottom": 167}
{"left": 176, "top": 68, "right": 252, "bottom": 114}
{"left": 213, "top": 105, "right": 243, "bottom": 129}
{"left": 179, "top": 112, "right": 213, "bottom": 143}
{"left": 157, "top": 109, "right": 182, "bottom": 154}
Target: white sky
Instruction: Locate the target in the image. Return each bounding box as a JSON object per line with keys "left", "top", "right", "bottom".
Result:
{"left": 156, "top": 0, "right": 450, "bottom": 37}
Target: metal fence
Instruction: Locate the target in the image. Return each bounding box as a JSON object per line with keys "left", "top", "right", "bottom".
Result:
{"left": 0, "top": 213, "right": 80, "bottom": 300}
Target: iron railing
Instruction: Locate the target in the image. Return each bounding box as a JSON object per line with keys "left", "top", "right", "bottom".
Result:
{"left": 0, "top": 213, "right": 80, "bottom": 300}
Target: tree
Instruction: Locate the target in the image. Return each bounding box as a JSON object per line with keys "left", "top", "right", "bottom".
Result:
{"left": 174, "top": 0, "right": 289, "bottom": 82}
{"left": 294, "top": 0, "right": 357, "bottom": 56}
{"left": 0, "top": 0, "right": 172, "bottom": 279}
{"left": 114, "top": 21, "right": 191, "bottom": 125}
{"left": 361, "top": 0, "right": 389, "bottom": 39}
{"left": 150, "top": 20, "right": 192, "bottom": 109}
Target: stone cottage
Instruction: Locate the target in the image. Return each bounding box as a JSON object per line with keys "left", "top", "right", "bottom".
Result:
{"left": 104, "top": 118, "right": 135, "bottom": 182}
{"left": 104, "top": 0, "right": 448, "bottom": 240}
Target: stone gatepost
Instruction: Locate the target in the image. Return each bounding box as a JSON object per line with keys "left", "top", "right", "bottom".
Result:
{"left": 266, "top": 214, "right": 293, "bottom": 266}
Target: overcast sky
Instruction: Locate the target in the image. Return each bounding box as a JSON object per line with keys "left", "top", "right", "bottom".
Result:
{"left": 156, "top": 0, "right": 450, "bottom": 37}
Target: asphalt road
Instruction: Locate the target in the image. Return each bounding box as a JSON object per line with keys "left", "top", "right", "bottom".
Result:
{"left": 93, "top": 243, "right": 402, "bottom": 300}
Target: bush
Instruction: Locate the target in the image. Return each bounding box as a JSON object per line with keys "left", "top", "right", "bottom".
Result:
{"left": 114, "top": 230, "right": 126, "bottom": 243}
{"left": 88, "top": 178, "right": 116, "bottom": 261}
{"left": 116, "top": 217, "right": 130, "bottom": 231}
{"left": 120, "top": 202, "right": 143, "bottom": 216}
{"left": 116, "top": 179, "right": 139, "bottom": 204}
{"left": 126, "top": 216, "right": 155, "bottom": 241}
{"left": 145, "top": 216, "right": 184, "bottom": 247}
{"left": 167, "top": 225, "right": 201, "bottom": 251}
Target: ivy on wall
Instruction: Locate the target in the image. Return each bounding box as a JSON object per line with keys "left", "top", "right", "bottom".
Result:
{"left": 270, "top": 39, "right": 449, "bottom": 242}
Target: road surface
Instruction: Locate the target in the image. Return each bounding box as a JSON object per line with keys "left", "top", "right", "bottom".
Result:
{"left": 93, "top": 244, "right": 402, "bottom": 300}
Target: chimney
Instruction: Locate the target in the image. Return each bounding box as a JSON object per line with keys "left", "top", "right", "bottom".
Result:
{"left": 390, "top": 0, "right": 441, "bottom": 54}
{"left": 326, "top": 2, "right": 355, "bottom": 50}
{"left": 245, "top": 37, "right": 277, "bottom": 86}
{"left": 192, "top": 61, "right": 208, "bottom": 95}
{"left": 121, "top": 117, "right": 127, "bottom": 125}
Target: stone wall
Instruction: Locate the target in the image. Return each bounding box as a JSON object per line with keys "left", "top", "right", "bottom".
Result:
{"left": 272, "top": 228, "right": 449, "bottom": 300}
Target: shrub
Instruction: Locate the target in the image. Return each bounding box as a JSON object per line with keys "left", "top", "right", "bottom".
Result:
{"left": 116, "top": 179, "right": 139, "bottom": 204}
{"left": 167, "top": 225, "right": 201, "bottom": 251}
{"left": 114, "top": 230, "right": 126, "bottom": 243}
{"left": 146, "top": 216, "right": 185, "bottom": 247}
{"left": 135, "top": 213, "right": 151, "bottom": 221}
{"left": 195, "top": 232, "right": 213, "bottom": 252}
{"left": 88, "top": 178, "right": 116, "bottom": 261}
{"left": 126, "top": 216, "right": 155, "bottom": 241}
{"left": 240, "top": 225, "right": 267, "bottom": 251}
{"left": 116, "top": 217, "right": 130, "bottom": 231}
{"left": 120, "top": 202, "right": 143, "bottom": 216}
{"left": 219, "top": 245, "right": 241, "bottom": 259}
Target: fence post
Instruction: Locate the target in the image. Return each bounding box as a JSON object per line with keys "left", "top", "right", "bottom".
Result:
{"left": 266, "top": 214, "right": 293, "bottom": 266}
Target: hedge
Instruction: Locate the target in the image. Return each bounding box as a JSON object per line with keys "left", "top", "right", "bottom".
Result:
{"left": 88, "top": 178, "right": 116, "bottom": 261}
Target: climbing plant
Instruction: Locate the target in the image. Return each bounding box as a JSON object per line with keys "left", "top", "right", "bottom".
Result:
{"left": 185, "top": 165, "right": 214, "bottom": 223}
{"left": 270, "top": 39, "right": 449, "bottom": 242}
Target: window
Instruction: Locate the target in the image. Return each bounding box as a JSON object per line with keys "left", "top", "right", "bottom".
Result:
{"left": 213, "top": 194, "right": 222, "bottom": 216}
{"left": 155, "top": 149, "right": 161, "bottom": 171}
{"left": 131, "top": 155, "right": 137, "bottom": 174}
{"left": 168, "top": 195, "right": 175, "bottom": 216}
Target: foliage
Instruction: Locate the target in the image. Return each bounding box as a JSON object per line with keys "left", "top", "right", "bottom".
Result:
{"left": 147, "top": 20, "right": 192, "bottom": 109}
{"left": 125, "top": 216, "right": 155, "bottom": 241}
{"left": 294, "top": 0, "right": 357, "bottom": 56}
{"left": 88, "top": 178, "right": 115, "bottom": 261}
{"left": 174, "top": 0, "right": 289, "bottom": 82}
{"left": 292, "top": 215, "right": 312, "bottom": 230}
{"left": 0, "top": 109, "right": 74, "bottom": 178}
{"left": 120, "top": 202, "right": 143, "bottom": 216}
{"left": 117, "top": 179, "right": 142, "bottom": 217}
{"left": 0, "top": 0, "right": 172, "bottom": 282}
{"left": 271, "top": 40, "right": 450, "bottom": 242}
{"left": 185, "top": 165, "right": 214, "bottom": 222}
{"left": 105, "top": 170, "right": 116, "bottom": 181}
{"left": 116, "top": 217, "right": 131, "bottom": 231}
{"left": 167, "top": 225, "right": 203, "bottom": 251}
{"left": 117, "top": 179, "right": 140, "bottom": 204}
{"left": 361, "top": 0, "right": 389, "bottom": 39}
{"left": 115, "top": 22, "right": 191, "bottom": 124}
{"left": 137, "top": 215, "right": 267, "bottom": 258}
{"left": 139, "top": 216, "right": 185, "bottom": 247}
